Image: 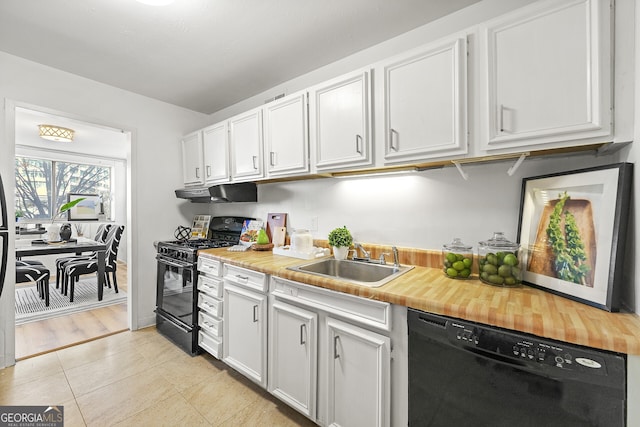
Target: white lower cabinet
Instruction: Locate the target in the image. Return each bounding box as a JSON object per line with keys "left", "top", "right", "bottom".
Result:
{"left": 268, "top": 300, "right": 318, "bottom": 418}
{"left": 270, "top": 276, "right": 392, "bottom": 427}
{"left": 223, "top": 265, "right": 268, "bottom": 388}
{"left": 326, "top": 317, "right": 390, "bottom": 427}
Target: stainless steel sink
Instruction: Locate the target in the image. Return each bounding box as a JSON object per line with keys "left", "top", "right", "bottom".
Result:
{"left": 287, "top": 258, "right": 413, "bottom": 287}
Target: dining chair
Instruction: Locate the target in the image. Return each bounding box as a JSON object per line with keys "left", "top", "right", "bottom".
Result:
{"left": 16, "top": 262, "right": 51, "bottom": 306}
{"left": 55, "top": 224, "right": 112, "bottom": 291}
{"left": 62, "top": 225, "right": 124, "bottom": 302}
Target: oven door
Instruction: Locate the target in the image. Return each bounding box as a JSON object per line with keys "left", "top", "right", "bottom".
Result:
{"left": 156, "top": 254, "right": 196, "bottom": 329}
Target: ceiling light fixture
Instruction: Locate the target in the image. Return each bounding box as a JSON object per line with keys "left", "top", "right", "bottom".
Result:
{"left": 38, "top": 124, "right": 75, "bottom": 142}
{"left": 136, "top": 0, "right": 175, "bottom": 6}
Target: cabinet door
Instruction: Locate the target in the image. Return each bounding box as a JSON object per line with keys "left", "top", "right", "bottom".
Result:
{"left": 384, "top": 36, "right": 467, "bottom": 163}
{"left": 223, "top": 283, "right": 267, "bottom": 388}
{"left": 309, "top": 70, "right": 372, "bottom": 171}
{"left": 326, "top": 317, "right": 390, "bottom": 427}
{"left": 264, "top": 92, "right": 309, "bottom": 177}
{"left": 202, "top": 122, "right": 230, "bottom": 184}
{"left": 268, "top": 300, "right": 317, "bottom": 418}
{"left": 230, "top": 109, "right": 264, "bottom": 181}
{"left": 479, "top": 0, "right": 611, "bottom": 151}
{"left": 181, "top": 131, "right": 203, "bottom": 185}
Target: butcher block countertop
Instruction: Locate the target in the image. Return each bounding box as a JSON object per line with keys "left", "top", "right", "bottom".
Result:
{"left": 199, "top": 247, "right": 640, "bottom": 355}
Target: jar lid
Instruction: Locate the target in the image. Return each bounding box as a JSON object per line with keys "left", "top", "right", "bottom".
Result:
{"left": 443, "top": 237, "right": 472, "bottom": 251}
{"left": 479, "top": 231, "right": 519, "bottom": 250}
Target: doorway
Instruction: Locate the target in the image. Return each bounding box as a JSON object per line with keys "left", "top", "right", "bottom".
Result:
{"left": 13, "top": 105, "right": 132, "bottom": 359}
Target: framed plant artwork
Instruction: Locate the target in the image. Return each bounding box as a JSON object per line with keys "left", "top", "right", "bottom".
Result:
{"left": 517, "top": 163, "right": 633, "bottom": 312}
{"left": 66, "top": 193, "right": 101, "bottom": 221}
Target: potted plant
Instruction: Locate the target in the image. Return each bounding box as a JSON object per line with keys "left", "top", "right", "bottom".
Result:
{"left": 47, "top": 197, "right": 85, "bottom": 241}
{"left": 328, "top": 225, "right": 353, "bottom": 260}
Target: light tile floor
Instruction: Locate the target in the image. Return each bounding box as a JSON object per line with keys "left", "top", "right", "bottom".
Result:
{"left": 0, "top": 327, "right": 317, "bottom": 426}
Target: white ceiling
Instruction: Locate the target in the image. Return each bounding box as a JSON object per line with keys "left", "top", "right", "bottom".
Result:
{"left": 0, "top": 0, "right": 480, "bottom": 115}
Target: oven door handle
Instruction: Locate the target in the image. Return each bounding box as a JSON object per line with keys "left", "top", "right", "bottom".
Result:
{"left": 156, "top": 255, "right": 191, "bottom": 269}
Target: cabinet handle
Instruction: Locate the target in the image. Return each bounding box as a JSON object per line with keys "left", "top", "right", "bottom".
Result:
{"left": 195, "top": 167, "right": 200, "bottom": 178}
{"left": 499, "top": 104, "right": 505, "bottom": 133}
{"left": 390, "top": 129, "right": 399, "bottom": 151}
{"left": 355, "top": 135, "right": 363, "bottom": 154}
{"left": 253, "top": 305, "right": 258, "bottom": 322}
{"left": 270, "top": 152, "right": 276, "bottom": 166}
{"left": 206, "top": 165, "right": 211, "bottom": 177}
{"left": 300, "top": 324, "right": 306, "bottom": 345}
{"left": 333, "top": 335, "right": 340, "bottom": 359}
{"left": 252, "top": 155, "right": 258, "bottom": 170}
{"left": 235, "top": 274, "right": 249, "bottom": 283}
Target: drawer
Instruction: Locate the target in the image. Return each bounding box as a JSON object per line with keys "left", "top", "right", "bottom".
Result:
{"left": 198, "top": 293, "right": 222, "bottom": 317}
{"left": 223, "top": 264, "right": 267, "bottom": 293}
{"left": 271, "top": 276, "right": 392, "bottom": 332}
{"left": 198, "top": 311, "right": 222, "bottom": 338}
{"left": 198, "top": 330, "right": 222, "bottom": 359}
{"left": 198, "top": 257, "right": 222, "bottom": 277}
{"left": 198, "top": 275, "right": 223, "bottom": 299}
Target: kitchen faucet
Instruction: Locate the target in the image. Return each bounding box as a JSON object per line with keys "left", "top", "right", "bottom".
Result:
{"left": 352, "top": 242, "right": 370, "bottom": 262}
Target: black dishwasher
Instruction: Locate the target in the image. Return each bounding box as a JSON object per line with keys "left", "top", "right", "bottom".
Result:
{"left": 408, "top": 308, "right": 626, "bottom": 427}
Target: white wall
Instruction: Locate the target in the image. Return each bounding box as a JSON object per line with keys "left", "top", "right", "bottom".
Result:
{"left": 0, "top": 52, "right": 209, "bottom": 368}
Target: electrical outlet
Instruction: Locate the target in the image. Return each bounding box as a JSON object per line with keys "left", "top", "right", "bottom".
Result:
{"left": 311, "top": 216, "right": 318, "bottom": 231}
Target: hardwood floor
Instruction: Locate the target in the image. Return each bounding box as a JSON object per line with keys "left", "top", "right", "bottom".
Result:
{"left": 15, "top": 262, "right": 129, "bottom": 360}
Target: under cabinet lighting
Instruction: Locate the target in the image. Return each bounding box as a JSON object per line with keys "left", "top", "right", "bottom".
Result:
{"left": 331, "top": 167, "right": 418, "bottom": 179}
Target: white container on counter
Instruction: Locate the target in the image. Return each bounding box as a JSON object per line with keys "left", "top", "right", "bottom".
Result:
{"left": 290, "top": 229, "right": 313, "bottom": 253}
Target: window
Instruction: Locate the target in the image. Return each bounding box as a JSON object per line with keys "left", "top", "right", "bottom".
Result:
{"left": 15, "top": 156, "right": 112, "bottom": 221}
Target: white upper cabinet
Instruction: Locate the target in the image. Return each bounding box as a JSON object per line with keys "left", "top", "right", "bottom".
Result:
{"left": 230, "top": 108, "right": 264, "bottom": 181}
{"left": 264, "top": 92, "right": 309, "bottom": 177}
{"left": 202, "top": 122, "right": 230, "bottom": 184}
{"left": 309, "top": 69, "right": 373, "bottom": 172}
{"left": 478, "top": 0, "right": 612, "bottom": 152}
{"left": 181, "top": 131, "right": 204, "bottom": 186}
{"left": 381, "top": 35, "right": 468, "bottom": 164}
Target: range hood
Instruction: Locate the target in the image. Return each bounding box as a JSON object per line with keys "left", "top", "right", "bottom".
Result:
{"left": 175, "top": 182, "right": 257, "bottom": 203}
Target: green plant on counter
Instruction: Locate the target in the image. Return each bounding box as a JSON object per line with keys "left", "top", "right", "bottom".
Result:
{"left": 328, "top": 226, "right": 353, "bottom": 248}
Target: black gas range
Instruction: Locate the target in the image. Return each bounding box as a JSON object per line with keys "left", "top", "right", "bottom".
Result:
{"left": 155, "top": 216, "right": 252, "bottom": 355}
{"left": 157, "top": 238, "right": 234, "bottom": 264}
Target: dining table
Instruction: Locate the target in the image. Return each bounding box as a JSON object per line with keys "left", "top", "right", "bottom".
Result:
{"left": 16, "top": 237, "right": 107, "bottom": 300}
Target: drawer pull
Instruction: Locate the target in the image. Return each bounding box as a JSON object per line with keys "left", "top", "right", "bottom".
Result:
{"left": 235, "top": 274, "right": 249, "bottom": 283}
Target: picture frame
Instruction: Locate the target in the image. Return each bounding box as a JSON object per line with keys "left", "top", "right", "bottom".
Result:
{"left": 517, "top": 163, "right": 633, "bottom": 312}
{"left": 67, "top": 193, "right": 101, "bottom": 221}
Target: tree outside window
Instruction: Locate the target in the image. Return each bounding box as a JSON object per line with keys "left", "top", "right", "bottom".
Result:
{"left": 15, "top": 156, "right": 112, "bottom": 221}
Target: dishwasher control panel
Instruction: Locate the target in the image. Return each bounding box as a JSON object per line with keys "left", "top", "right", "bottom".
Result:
{"left": 445, "top": 319, "right": 611, "bottom": 375}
